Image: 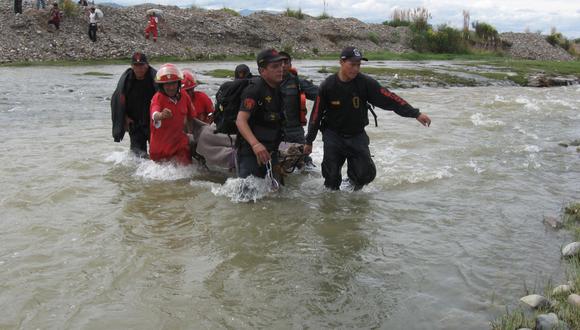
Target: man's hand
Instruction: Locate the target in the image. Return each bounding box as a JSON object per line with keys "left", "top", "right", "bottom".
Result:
{"left": 416, "top": 113, "right": 431, "bottom": 127}
{"left": 160, "top": 108, "right": 173, "bottom": 120}
{"left": 303, "top": 144, "right": 313, "bottom": 155}
{"left": 252, "top": 143, "right": 270, "bottom": 165}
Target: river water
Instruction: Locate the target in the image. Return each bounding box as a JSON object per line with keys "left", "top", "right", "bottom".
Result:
{"left": 1, "top": 60, "right": 579, "bottom": 329}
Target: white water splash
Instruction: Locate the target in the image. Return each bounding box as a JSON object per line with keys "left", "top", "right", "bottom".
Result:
{"left": 211, "top": 176, "right": 275, "bottom": 203}
{"left": 467, "top": 159, "right": 485, "bottom": 174}
{"left": 105, "top": 151, "right": 197, "bottom": 181}
{"left": 382, "top": 166, "right": 454, "bottom": 186}
{"left": 470, "top": 113, "right": 505, "bottom": 127}
{"left": 515, "top": 96, "right": 540, "bottom": 111}
{"left": 135, "top": 161, "right": 196, "bottom": 181}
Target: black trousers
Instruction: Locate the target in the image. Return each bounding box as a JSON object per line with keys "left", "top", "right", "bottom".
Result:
{"left": 128, "top": 123, "right": 149, "bottom": 157}
{"left": 88, "top": 23, "right": 97, "bottom": 42}
{"left": 321, "top": 129, "right": 376, "bottom": 190}
{"left": 236, "top": 145, "right": 279, "bottom": 179}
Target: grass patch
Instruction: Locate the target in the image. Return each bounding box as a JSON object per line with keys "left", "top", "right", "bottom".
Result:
{"left": 318, "top": 66, "right": 478, "bottom": 86}
{"left": 284, "top": 8, "right": 305, "bottom": 19}
{"left": 77, "top": 71, "right": 114, "bottom": 76}
{"left": 219, "top": 7, "right": 240, "bottom": 16}
{"left": 1, "top": 54, "right": 256, "bottom": 68}
{"left": 204, "top": 69, "right": 234, "bottom": 78}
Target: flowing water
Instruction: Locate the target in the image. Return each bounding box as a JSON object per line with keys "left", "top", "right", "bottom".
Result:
{"left": 1, "top": 60, "right": 579, "bottom": 329}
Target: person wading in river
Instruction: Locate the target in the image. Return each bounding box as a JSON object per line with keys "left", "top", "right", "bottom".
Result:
{"left": 111, "top": 52, "right": 157, "bottom": 157}
{"left": 304, "top": 46, "right": 432, "bottom": 191}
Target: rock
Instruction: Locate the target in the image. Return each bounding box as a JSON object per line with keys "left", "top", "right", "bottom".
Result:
{"left": 520, "top": 294, "right": 551, "bottom": 309}
{"left": 562, "top": 242, "right": 580, "bottom": 257}
{"left": 543, "top": 215, "right": 563, "bottom": 229}
{"left": 552, "top": 284, "right": 572, "bottom": 295}
{"left": 567, "top": 293, "right": 580, "bottom": 307}
{"left": 570, "top": 139, "right": 580, "bottom": 147}
{"left": 536, "top": 313, "right": 568, "bottom": 330}
{"left": 558, "top": 142, "right": 569, "bottom": 147}
{"left": 501, "top": 32, "right": 575, "bottom": 61}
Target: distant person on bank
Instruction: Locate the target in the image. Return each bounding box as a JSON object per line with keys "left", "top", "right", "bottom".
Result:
{"left": 47, "top": 3, "right": 61, "bottom": 30}
{"left": 111, "top": 52, "right": 157, "bottom": 157}
{"left": 144, "top": 12, "right": 159, "bottom": 42}
{"left": 87, "top": 6, "right": 99, "bottom": 42}
{"left": 304, "top": 46, "right": 432, "bottom": 191}
{"left": 36, "top": 0, "right": 46, "bottom": 10}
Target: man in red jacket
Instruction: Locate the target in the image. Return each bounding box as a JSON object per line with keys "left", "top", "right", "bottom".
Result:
{"left": 149, "top": 64, "right": 197, "bottom": 165}
{"left": 181, "top": 70, "right": 214, "bottom": 124}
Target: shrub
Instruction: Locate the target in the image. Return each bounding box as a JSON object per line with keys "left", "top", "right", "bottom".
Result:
{"left": 383, "top": 7, "right": 431, "bottom": 31}
{"left": 284, "top": 8, "right": 305, "bottom": 19}
{"left": 317, "top": 12, "right": 331, "bottom": 19}
{"left": 220, "top": 7, "right": 239, "bottom": 16}
{"left": 368, "top": 32, "right": 380, "bottom": 45}
{"left": 61, "top": 0, "right": 78, "bottom": 17}
{"left": 312, "top": 48, "right": 319, "bottom": 55}
{"left": 472, "top": 21, "right": 500, "bottom": 48}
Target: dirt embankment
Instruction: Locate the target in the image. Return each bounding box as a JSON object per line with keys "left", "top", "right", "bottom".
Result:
{"left": 0, "top": 3, "right": 574, "bottom": 64}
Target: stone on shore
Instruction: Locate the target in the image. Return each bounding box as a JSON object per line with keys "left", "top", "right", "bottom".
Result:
{"left": 552, "top": 284, "right": 572, "bottom": 296}
{"left": 520, "top": 294, "right": 550, "bottom": 309}
{"left": 543, "top": 215, "right": 563, "bottom": 229}
{"left": 535, "top": 313, "right": 568, "bottom": 330}
{"left": 561, "top": 242, "right": 580, "bottom": 257}
{"left": 567, "top": 293, "right": 580, "bottom": 307}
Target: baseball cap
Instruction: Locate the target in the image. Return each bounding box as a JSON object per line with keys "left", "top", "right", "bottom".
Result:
{"left": 340, "top": 47, "right": 368, "bottom": 61}
{"left": 131, "top": 52, "right": 148, "bottom": 65}
{"left": 256, "top": 48, "right": 285, "bottom": 67}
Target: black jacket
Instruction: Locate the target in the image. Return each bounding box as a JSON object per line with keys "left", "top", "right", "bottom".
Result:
{"left": 306, "top": 73, "right": 420, "bottom": 144}
{"left": 110, "top": 67, "right": 157, "bottom": 142}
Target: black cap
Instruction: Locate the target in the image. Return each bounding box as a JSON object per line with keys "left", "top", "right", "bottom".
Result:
{"left": 279, "top": 51, "right": 291, "bottom": 61}
{"left": 234, "top": 64, "right": 252, "bottom": 79}
{"left": 340, "top": 46, "right": 368, "bottom": 61}
{"left": 131, "top": 52, "right": 148, "bottom": 64}
{"left": 256, "top": 48, "right": 285, "bottom": 67}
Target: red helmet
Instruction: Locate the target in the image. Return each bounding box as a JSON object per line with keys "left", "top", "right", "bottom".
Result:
{"left": 155, "top": 63, "right": 182, "bottom": 84}
{"left": 181, "top": 70, "right": 197, "bottom": 90}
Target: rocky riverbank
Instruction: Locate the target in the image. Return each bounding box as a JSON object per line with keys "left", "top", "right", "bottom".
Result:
{"left": 0, "top": 2, "right": 576, "bottom": 65}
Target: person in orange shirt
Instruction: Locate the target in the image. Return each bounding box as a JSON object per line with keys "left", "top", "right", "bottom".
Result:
{"left": 149, "top": 64, "right": 197, "bottom": 165}
{"left": 181, "top": 70, "right": 214, "bottom": 124}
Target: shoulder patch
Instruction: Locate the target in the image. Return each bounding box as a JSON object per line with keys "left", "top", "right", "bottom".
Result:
{"left": 243, "top": 98, "right": 256, "bottom": 110}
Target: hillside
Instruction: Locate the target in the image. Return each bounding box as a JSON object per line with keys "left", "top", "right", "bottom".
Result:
{"left": 0, "top": 3, "right": 574, "bottom": 63}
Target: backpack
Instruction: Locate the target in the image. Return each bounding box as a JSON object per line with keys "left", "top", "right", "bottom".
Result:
{"left": 213, "top": 78, "right": 251, "bottom": 134}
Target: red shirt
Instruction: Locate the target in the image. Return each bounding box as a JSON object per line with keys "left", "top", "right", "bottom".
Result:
{"left": 148, "top": 16, "right": 158, "bottom": 29}
{"left": 191, "top": 91, "right": 214, "bottom": 124}
{"left": 149, "top": 92, "right": 196, "bottom": 165}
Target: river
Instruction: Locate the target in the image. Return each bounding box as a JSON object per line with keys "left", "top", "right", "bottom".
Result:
{"left": 1, "top": 60, "right": 579, "bottom": 329}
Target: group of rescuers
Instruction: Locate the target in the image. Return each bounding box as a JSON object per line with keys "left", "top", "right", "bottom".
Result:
{"left": 111, "top": 47, "right": 431, "bottom": 191}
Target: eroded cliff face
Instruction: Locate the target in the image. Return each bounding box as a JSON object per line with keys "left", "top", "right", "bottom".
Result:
{"left": 0, "top": 3, "right": 412, "bottom": 63}
{"left": 1, "top": 3, "right": 574, "bottom": 64}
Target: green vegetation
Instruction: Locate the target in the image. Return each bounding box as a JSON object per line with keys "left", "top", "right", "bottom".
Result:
{"left": 1, "top": 53, "right": 257, "bottom": 67}
{"left": 77, "top": 71, "right": 114, "bottom": 76}
{"left": 204, "top": 69, "right": 234, "bottom": 78}
{"left": 317, "top": 12, "right": 331, "bottom": 20}
{"left": 219, "top": 7, "right": 240, "bottom": 16}
{"left": 546, "top": 28, "right": 576, "bottom": 55}
{"left": 61, "top": 0, "right": 79, "bottom": 17}
{"left": 284, "top": 8, "right": 305, "bottom": 19}
{"left": 491, "top": 201, "right": 580, "bottom": 329}
{"left": 368, "top": 32, "right": 380, "bottom": 45}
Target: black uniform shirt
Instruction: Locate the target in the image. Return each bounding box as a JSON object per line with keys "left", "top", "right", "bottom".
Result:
{"left": 306, "top": 73, "right": 420, "bottom": 144}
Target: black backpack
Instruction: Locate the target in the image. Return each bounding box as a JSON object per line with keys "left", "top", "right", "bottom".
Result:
{"left": 213, "top": 78, "right": 252, "bottom": 134}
